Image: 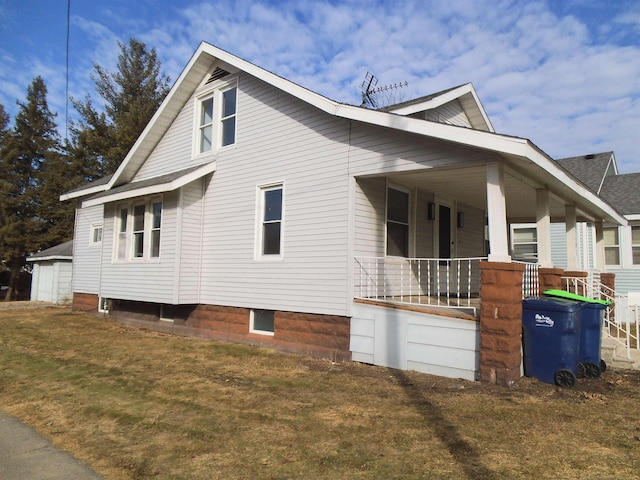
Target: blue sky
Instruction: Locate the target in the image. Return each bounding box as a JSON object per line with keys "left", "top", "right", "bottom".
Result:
{"left": 1, "top": 0, "right": 639, "bottom": 171}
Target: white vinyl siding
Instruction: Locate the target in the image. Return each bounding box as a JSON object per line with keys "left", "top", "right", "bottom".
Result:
{"left": 355, "top": 178, "right": 386, "bottom": 258}
{"left": 199, "top": 73, "right": 351, "bottom": 315}
{"left": 425, "top": 100, "right": 472, "bottom": 128}
{"left": 99, "top": 191, "right": 178, "bottom": 303}
{"left": 72, "top": 204, "right": 104, "bottom": 294}
{"left": 177, "top": 178, "right": 206, "bottom": 304}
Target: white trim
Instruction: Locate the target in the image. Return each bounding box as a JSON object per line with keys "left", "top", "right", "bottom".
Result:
{"left": 26, "top": 255, "right": 72, "bottom": 262}
{"left": 250, "top": 309, "right": 275, "bottom": 335}
{"left": 255, "top": 182, "right": 285, "bottom": 261}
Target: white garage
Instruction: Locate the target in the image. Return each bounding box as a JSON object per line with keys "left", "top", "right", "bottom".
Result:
{"left": 27, "top": 240, "right": 73, "bottom": 304}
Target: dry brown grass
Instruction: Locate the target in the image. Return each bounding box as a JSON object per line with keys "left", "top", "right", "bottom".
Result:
{"left": 1, "top": 306, "right": 640, "bottom": 479}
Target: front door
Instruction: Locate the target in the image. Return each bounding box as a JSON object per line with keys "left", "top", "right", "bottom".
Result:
{"left": 439, "top": 204, "right": 452, "bottom": 258}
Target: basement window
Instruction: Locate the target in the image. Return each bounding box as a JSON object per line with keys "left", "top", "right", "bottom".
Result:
{"left": 250, "top": 309, "right": 275, "bottom": 335}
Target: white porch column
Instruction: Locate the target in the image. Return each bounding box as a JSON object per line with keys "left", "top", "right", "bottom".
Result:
{"left": 486, "top": 161, "right": 511, "bottom": 262}
{"left": 535, "top": 188, "right": 552, "bottom": 268}
{"left": 565, "top": 204, "right": 578, "bottom": 270}
{"left": 594, "top": 221, "right": 606, "bottom": 272}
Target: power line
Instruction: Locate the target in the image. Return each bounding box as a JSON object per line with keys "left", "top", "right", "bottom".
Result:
{"left": 65, "top": 0, "right": 70, "bottom": 141}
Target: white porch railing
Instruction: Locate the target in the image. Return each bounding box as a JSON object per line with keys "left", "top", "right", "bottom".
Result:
{"left": 562, "top": 275, "right": 640, "bottom": 360}
{"left": 354, "top": 256, "right": 486, "bottom": 315}
{"left": 517, "top": 261, "right": 540, "bottom": 299}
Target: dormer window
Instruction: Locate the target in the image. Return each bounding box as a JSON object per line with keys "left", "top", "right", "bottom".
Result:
{"left": 194, "top": 79, "right": 237, "bottom": 156}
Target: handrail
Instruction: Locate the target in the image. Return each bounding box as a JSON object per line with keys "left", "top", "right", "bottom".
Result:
{"left": 354, "top": 256, "right": 486, "bottom": 315}
{"left": 562, "top": 276, "right": 639, "bottom": 359}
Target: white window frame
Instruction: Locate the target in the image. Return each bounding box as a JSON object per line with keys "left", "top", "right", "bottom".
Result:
{"left": 250, "top": 309, "right": 275, "bottom": 336}
{"left": 98, "top": 297, "right": 109, "bottom": 313}
{"left": 193, "top": 78, "right": 238, "bottom": 157}
{"left": 603, "top": 226, "right": 620, "bottom": 266}
{"left": 385, "top": 184, "right": 411, "bottom": 258}
{"left": 114, "top": 197, "right": 163, "bottom": 262}
{"left": 256, "top": 183, "right": 284, "bottom": 260}
{"left": 632, "top": 225, "right": 640, "bottom": 266}
{"left": 90, "top": 223, "right": 103, "bottom": 246}
{"left": 510, "top": 223, "right": 538, "bottom": 262}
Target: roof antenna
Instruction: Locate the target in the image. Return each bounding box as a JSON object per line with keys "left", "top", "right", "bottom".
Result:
{"left": 360, "top": 72, "right": 408, "bottom": 109}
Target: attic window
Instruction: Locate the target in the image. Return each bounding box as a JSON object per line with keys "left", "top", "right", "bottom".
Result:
{"left": 205, "top": 67, "right": 230, "bottom": 84}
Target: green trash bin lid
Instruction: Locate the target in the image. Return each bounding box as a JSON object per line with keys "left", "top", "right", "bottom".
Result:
{"left": 543, "top": 289, "right": 611, "bottom": 305}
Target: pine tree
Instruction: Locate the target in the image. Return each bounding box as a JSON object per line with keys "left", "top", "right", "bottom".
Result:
{"left": 0, "top": 77, "right": 64, "bottom": 300}
{"left": 70, "top": 38, "right": 171, "bottom": 178}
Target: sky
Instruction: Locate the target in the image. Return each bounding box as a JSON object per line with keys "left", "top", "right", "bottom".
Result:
{"left": 1, "top": 0, "right": 639, "bottom": 172}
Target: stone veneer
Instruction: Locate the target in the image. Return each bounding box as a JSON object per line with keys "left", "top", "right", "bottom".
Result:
{"left": 479, "top": 262, "right": 525, "bottom": 386}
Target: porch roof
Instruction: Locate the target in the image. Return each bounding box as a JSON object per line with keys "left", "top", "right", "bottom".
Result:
{"left": 81, "top": 161, "right": 215, "bottom": 208}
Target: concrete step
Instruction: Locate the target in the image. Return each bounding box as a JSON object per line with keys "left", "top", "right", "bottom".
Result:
{"left": 601, "top": 336, "right": 640, "bottom": 370}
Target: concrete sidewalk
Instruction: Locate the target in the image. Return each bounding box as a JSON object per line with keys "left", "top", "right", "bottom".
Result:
{"left": 0, "top": 411, "right": 103, "bottom": 480}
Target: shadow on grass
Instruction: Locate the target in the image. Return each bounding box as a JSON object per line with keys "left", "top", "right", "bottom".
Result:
{"left": 394, "top": 370, "right": 498, "bottom": 480}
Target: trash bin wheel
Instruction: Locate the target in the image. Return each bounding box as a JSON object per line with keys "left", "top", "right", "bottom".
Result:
{"left": 554, "top": 369, "right": 576, "bottom": 388}
{"left": 582, "top": 362, "right": 601, "bottom": 379}
{"left": 600, "top": 359, "right": 607, "bottom": 373}
{"left": 577, "top": 362, "right": 585, "bottom": 378}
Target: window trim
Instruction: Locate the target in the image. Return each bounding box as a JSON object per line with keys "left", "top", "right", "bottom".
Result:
{"left": 632, "top": 225, "right": 640, "bottom": 266}
{"left": 90, "top": 223, "right": 103, "bottom": 246}
{"left": 385, "top": 184, "right": 411, "bottom": 258}
{"left": 114, "top": 197, "right": 163, "bottom": 262}
{"left": 510, "top": 223, "right": 539, "bottom": 262}
{"left": 603, "top": 226, "right": 621, "bottom": 266}
{"left": 250, "top": 309, "right": 275, "bottom": 336}
{"left": 256, "top": 182, "right": 284, "bottom": 260}
{"left": 192, "top": 78, "right": 238, "bottom": 158}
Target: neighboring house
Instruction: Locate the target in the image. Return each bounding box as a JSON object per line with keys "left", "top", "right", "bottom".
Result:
{"left": 511, "top": 152, "right": 640, "bottom": 302}
{"left": 61, "top": 42, "right": 626, "bottom": 382}
{"left": 26, "top": 240, "right": 73, "bottom": 304}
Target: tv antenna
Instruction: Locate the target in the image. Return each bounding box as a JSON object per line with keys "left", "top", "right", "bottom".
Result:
{"left": 360, "top": 72, "right": 408, "bottom": 109}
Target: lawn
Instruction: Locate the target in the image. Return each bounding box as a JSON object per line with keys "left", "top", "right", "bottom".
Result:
{"left": 1, "top": 306, "right": 639, "bottom": 479}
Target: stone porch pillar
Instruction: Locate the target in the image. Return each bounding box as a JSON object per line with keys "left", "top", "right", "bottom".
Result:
{"left": 479, "top": 261, "right": 525, "bottom": 386}
{"left": 538, "top": 267, "right": 565, "bottom": 292}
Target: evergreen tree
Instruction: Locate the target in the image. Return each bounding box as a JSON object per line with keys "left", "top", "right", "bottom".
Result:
{"left": 0, "top": 77, "right": 65, "bottom": 300}
{"left": 70, "top": 38, "right": 171, "bottom": 178}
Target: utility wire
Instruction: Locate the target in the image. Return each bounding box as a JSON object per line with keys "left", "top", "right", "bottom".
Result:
{"left": 65, "top": 0, "right": 70, "bottom": 141}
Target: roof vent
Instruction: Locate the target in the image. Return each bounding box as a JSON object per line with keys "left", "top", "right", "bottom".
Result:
{"left": 585, "top": 154, "right": 595, "bottom": 159}
{"left": 205, "top": 67, "right": 230, "bottom": 84}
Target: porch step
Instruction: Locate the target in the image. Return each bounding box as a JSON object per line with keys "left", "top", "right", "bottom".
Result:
{"left": 601, "top": 337, "right": 640, "bottom": 370}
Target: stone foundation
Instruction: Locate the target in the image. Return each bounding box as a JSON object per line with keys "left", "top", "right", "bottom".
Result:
{"left": 72, "top": 292, "right": 99, "bottom": 312}
{"left": 109, "top": 300, "right": 351, "bottom": 362}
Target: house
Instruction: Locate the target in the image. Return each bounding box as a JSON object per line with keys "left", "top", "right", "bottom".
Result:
{"left": 26, "top": 240, "right": 73, "bottom": 304}
{"left": 511, "top": 152, "right": 640, "bottom": 302}
{"left": 61, "top": 42, "right": 627, "bottom": 384}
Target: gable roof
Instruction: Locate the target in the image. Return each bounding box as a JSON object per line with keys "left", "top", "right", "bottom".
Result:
{"left": 26, "top": 240, "right": 73, "bottom": 262}
{"left": 66, "top": 41, "right": 626, "bottom": 227}
{"left": 60, "top": 174, "right": 113, "bottom": 201}
{"left": 599, "top": 173, "right": 640, "bottom": 215}
{"left": 556, "top": 152, "right": 617, "bottom": 194}
{"left": 381, "top": 83, "right": 494, "bottom": 132}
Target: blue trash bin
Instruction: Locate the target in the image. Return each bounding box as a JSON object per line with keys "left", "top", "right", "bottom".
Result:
{"left": 522, "top": 297, "right": 583, "bottom": 387}
{"left": 543, "top": 289, "right": 610, "bottom": 378}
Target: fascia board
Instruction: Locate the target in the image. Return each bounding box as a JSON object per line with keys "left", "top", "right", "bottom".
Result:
{"left": 386, "top": 84, "right": 472, "bottom": 115}
{"left": 60, "top": 183, "right": 109, "bottom": 201}
{"left": 26, "top": 255, "right": 73, "bottom": 262}
{"left": 83, "top": 161, "right": 216, "bottom": 208}
{"left": 109, "top": 44, "right": 215, "bottom": 188}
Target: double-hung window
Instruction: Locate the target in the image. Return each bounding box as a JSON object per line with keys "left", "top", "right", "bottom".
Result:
{"left": 604, "top": 227, "right": 620, "bottom": 266}
{"left": 195, "top": 80, "right": 237, "bottom": 155}
{"left": 115, "top": 199, "right": 162, "bottom": 261}
{"left": 258, "top": 184, "right": 283, "bottom": 257}
{"left": 386, "top": 187, "right": 410, "bottom": 257}
{"left": 90, "top": 224, "right": 103, "bottom": 245}
{"left": 511, "top": 224, "right": 538, "bottom": 262}
{"left": 632, "top": 226, "right": 640, "bottom": 265}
